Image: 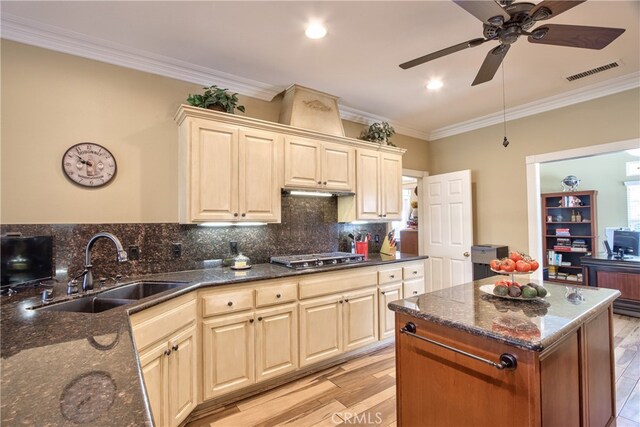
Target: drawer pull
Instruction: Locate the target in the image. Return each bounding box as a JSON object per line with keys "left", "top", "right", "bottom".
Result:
{"left": 227, "top": 301, "right": 233, "bottom": 307}
{"left": 172, "top": 344, "right": 179, "bottom": 351}
{"left": 258, "top": 317, "right": 263, "bottom": 321}
{"left": 339, "top": 300, "right": 344, "bottom": 304}
{"left": 344, "top": 299, "right": 349, "bottom": 303}
{"left": 413, "top": 291, "right": 418, "bottom": 295}
{"left": 249, "top": 319, "right": 254, "bottom": 323}
{"left": 381, "top": 291, "right": 385, "bottom": 295}
{"left": 276, "top": 293, "right": 281, "bottom": 299}
{"left": 413, "top": 271, "right": 418, "bottom": 274}
{"left": 400, "top": 322, "right": 517, "bottom": 370}
{"left": 390, "top": 275, "right": 395, "bottom": 279}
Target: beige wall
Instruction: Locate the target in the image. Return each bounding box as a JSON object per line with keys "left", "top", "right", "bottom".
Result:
{"left": 0, "top": 40, "right": 428, "bottom": 224}
{"left": 428, "top": 88, "right": 640, "bottom": 253}
{"left": 540, "top": 151, "right": 639, "bottom": 251}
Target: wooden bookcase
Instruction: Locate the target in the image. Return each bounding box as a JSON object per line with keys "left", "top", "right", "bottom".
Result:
{"left": 542, "top": 190, "right": 597, "bottom": 285}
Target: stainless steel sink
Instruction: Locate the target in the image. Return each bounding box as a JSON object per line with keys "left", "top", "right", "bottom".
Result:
{"left": 33, "top": 281, "right": 188, "bottom": 313}
{"left": 97, "top": 281, "right": 188, "bottom": 300}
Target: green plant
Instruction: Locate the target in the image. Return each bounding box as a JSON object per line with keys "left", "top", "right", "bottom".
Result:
{"left": 359, "top": 121, "right": 395, "bottom": 145}
{"left": 186, "top": 85, "right": 246, "bottom": 114}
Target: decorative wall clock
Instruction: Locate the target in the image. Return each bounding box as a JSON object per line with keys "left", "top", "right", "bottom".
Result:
{"left": 62, "top": 142, "right": 117, "bottom": 187}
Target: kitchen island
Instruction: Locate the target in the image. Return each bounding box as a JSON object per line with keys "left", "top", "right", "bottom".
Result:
{"left": 1, "top": 253, "right": 425, "bottom": 426}
{"left": 389, "top": 278, "right": 620, "bottom": 427}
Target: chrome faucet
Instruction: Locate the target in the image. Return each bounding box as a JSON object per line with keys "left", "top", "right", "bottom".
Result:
{"left": 82, "top": 232, "right": 128, "bottom": 292}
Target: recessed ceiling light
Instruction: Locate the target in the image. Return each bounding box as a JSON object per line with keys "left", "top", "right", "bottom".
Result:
{"left": 426, "top": 80, "right": 443, "bottom": 91}
{"left": 305, "top": 23, "right": 327, "bottom": 39}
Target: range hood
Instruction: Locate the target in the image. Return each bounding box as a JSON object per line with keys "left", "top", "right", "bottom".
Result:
{"left": 278, "top": 84, "right": 345, "bottom": 137}
{"left": 281, "top": 188, "right": 355, "bottom": 197}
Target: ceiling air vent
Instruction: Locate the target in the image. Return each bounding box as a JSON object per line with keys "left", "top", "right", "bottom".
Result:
{"left": 565, "top": 62, "right": 619, "bottom": 82}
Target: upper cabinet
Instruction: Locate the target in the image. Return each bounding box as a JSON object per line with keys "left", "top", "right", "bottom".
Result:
{"left": 175, "top": 105, "right": 405, "bottom": 224}
{"left": 338, "top": 149, "right": 403, "bottom": 222}
{"left": 284, "top": 136, "right": 354, "bottom": 192}
{"left": 177, "top": 117, "right": 282, "bottom": 224}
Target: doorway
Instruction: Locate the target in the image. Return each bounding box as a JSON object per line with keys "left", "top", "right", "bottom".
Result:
{"left": 393, "top": 169, "right": 428, "bottom": 256}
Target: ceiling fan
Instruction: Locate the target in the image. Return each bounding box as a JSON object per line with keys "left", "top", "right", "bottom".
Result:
{"left": 400, "top": 0, "right": 626, "bottom": 86}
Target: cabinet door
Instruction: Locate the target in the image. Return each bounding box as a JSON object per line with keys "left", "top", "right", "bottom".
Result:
{"left": 343, "top": 287, "right": 378, "bottom": 352}
{"left": 168, "top": 326, "right": 197, "bottom": 427}
{"left": 238, "top": 129, "right": 282, "bottom": 222}
{"left": 322, "top": 142, "right": 355, "bottom": 191}
{"left": 379, "top": 284, "right": 402, "bottom": 340}
{"left": 189, "top": 120, "right": 239, "bottom": 221}
{"left": 139, "top": 341, "right": 169, "bottom": 427}
{"left": 255, "top": 303, "right": 298, "bottom": 382}
{"left": 356, "top": 149, "right": 381, "bottom": 220}
{"left": 284, "top": 136, "right": 321, "bottom": 188}
{"left": 202, "top": 312, "right": 255, "bottom": 400}
{"left": 380, "top": 152, "right": 403, "bottom": 220}
{"left": 299, "top": 295, "right": 343, "bottom": 367}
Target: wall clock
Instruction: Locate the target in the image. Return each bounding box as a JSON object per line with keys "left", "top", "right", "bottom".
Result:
{"left": 62, "top": 142, "right": 117, "bottom": 188}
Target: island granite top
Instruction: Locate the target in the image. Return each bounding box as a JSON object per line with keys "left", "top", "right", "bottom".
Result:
{"left": 388, "top": 276, "right": 620, "bottom": 352}
{"left": 1, "top": 253, "right": 425, "bottom": 426}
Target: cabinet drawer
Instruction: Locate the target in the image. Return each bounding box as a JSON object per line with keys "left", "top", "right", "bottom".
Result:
{"left": 202, "top": 289, "right": 254, "bottom": 317}
{"left": 378, "top": 267, "right": 402, "bottom": 285}
{"left": 131, "top": 293, "right": 197, "bottom": 351}
{"left": 404, "top": 278, "right": 425, "bottom": 297}
{"left": 299, "top": 267, "right": 378, "bottom": 299}
{"left": 255, "top": 282, "right": 298, "bottom": 307}
{"left": 403, "top": 262, "right": 424, "bottom": 280}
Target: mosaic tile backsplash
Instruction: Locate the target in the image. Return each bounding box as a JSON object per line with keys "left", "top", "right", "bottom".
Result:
{"left": 1, "top": 196, "right": 386, "bottom": 283}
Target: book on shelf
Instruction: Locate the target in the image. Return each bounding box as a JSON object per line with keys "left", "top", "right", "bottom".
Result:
{"left": 567, "top": 275, "right": 579, "bottom": 281}
{"left": 560, "top": 261, "right": 572, "bottom": 266}
{"left": 553, "top": 245, "right": 572, "bottom": 251}
{"left": 555, "top": 228, "right": 571, "bottom": 236}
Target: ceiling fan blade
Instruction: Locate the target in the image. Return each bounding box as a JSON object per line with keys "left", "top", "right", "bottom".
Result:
{"left": 472, "top": 44, "right": 510, "bottom": 86}
{"left": 528, "top": 24, "right": 625, "bottom": 49}
{"left": 400, "top": 38, "right": 489, "bottom": 70}
{"left": 453, "top": 1, "right": 510, "bottom": 25}
{"left": 529, "top": 1, "right": 585, "bottom": 21}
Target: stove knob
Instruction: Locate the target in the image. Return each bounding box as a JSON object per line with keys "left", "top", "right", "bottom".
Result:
{"left": 332, "top": 260, "right": 337, "bottom": 264}
{"left": 318, "top": 261, "right": 324, "bottom": 266}
{"left": 303, "top": 262, "right": 309, "bottom": 268}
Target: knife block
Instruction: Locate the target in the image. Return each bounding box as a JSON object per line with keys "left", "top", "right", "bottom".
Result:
{"left": 380, "top": 236, "right": 396, "bottom": 256}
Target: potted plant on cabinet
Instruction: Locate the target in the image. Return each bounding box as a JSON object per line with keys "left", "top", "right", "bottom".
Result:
{"left": 186, "top": 85, "right": 246, "bottom": 114}
{"left": 359, "top": 121, "right": 396, "bottom": 146}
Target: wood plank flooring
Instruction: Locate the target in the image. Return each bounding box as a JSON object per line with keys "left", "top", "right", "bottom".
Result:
{"left": 188, "top": 314, "right": 640, "bottom": 427}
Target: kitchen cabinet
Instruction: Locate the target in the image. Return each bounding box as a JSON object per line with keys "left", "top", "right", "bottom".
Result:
{"left": 178, "top": 119, "right": 282, "bottom": 223}
{"left": 338, "top": 149, "right": 402, "bottom": 221}
{"left": 542, "top": 190, "right": 597, "bottom": 285}
{"left": 131, "top": 294, "right": 197, "bottom": 427}
{"left": 299, "top": 287, "right": 378, "bottom": 367}
{"left": 378, "top": 283, "right": 402, "bottom": 340}
{"left": 200, "top": 280, "right": 299, "bottom": 399}
{"left": 283, "top": 136, "right": 354, "bottom": 191}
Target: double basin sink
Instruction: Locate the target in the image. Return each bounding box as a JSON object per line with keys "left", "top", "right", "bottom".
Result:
{"left": 35, "top": 281, "right": 188, "bottom": 314}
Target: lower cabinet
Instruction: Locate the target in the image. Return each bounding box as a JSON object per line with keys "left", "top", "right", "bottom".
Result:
{"left": 202, "top": 302, "right": 298, "bottom": 400}
{"left": 138, "top": 325, "right": 197, "bottom": 427}
{"left": 299, "top": 287, "right": 378, "bottom": 367}
{"left": 379, "top": 283, "right": 402, "bottom": 340}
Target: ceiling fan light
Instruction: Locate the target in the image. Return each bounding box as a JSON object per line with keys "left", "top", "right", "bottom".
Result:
{"left": 305, "top": 23, "right": 327, "bottom": 39}
{"left": 426, "top": 80, "right": 443, "bottom": 91}
{"left": 531, "top": 28, "right": 548, "bottom": 40}
{"left": 487, "top": 15, "right": 504, "bottom": 27}
{"left": 531, "top": 7, "right": 552, "bottom": 21}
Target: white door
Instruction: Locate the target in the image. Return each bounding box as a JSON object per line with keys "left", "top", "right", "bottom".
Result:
{"left": 424, "top": 170, "right": 473, "bottom": 290}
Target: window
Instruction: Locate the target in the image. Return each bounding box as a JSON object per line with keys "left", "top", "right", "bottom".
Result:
{"left": 625, "top": 181, "right": 640, "bottom": 231}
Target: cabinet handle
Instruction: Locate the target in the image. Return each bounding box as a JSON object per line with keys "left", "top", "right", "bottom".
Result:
{"left": 323, "top": 181, "right": 327, "bottom": 185}
{"left": 317, "top": 181, "right": 322, "bottom": 184}
{"left": 276, "top": 293, "right": 281, "bottom": 299}
{"left": 227, "top": 301, "right": 233, "bottom": 307}
{"left": 233, "top": 213, "right": 238, "bottom": 217}
{"left": 413, "top": 271, "right": 418, "bottom": 274}
{"left": 383, "top": 214, "right": 387, "bottom": 217}
{"left": 164, "top": 349, "right": 171, "bottom": 356}
{"left": 381, "top": 291, "right": 385, "bottom": 295}
{"left": 344, "top": 299, "right": 349, "bottom": 303}
{"left": 400, "top": 322, "right": 517, "bottom": 370}
{"left": 249, "top": 319, "right": 254, "bottom": 323}
{"left": 241, "top": 213, "right": 246, "bottom": 217}
{"left": 172, "top": 344, "right": 179, "bottom": 351}
{"left": 339, "top": 300, "right": 344, "bottom": 304}
{"left": 390, "top": 275, "right": 395, "bottom": 279}
{"left": 413, "top": 291, "right": 418, "bottom": 295}
{"left": 258, "top": 317, "right": 263, "bottom": 321}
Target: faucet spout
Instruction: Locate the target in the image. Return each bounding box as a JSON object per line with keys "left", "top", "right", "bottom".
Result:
{"left": 82, "top": 232, "right": 128, "bottom": 292}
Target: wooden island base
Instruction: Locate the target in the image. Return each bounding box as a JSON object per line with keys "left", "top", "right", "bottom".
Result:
{"left": 395, "top": 307, "right": 616, "bottom": 427}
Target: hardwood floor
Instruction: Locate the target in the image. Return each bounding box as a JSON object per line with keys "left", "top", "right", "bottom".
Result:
{"left": 188, "top": 314, "right": 640, "bottom": 427}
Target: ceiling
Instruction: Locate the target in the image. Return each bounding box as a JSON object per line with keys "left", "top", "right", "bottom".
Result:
{"left": 2, "top": 1, "right": 639, "bottom": 140}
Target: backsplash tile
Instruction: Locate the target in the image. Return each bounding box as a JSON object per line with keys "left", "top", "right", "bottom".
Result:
{"left": 1, "top": 196, "right": 386, "bottom": 283}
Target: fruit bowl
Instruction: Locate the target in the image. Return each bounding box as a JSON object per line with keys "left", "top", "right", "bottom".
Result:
{"left": 480, "top": 284, "right": 550, "bottom": 302}
{"left": 490, "top": 268, "right": 535, "bottom": 275}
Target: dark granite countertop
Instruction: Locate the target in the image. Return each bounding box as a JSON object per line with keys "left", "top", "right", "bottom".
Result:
{"left": 388, "top": 276, "right": 620, "bottom": 352}
{"left": 1, "top": 253, "right": 426, "bottom": 426}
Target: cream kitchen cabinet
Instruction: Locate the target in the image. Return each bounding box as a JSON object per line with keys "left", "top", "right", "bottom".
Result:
{"left": 299, "top": 286, "right": 378, "bottom": 367}
{"left": 378, "top": 283, "right": 403, "bottom": 340}
{"left": 131, "top": 294, "right": 197, "bottom": 427}
{"left": 178, "top": 119, "right": 282, "bottom": 223}
{"left": 200, "top": 282, "right": 298, "bottom": 400}
{"left": 338, "top": 149, "right": 402, "bottom": 221}
{"left": 284, "top": 136, "right": 354, "bottom": 191}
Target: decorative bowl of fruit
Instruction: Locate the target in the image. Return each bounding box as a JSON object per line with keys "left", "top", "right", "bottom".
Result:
{"left": 490, "top": 251, "right": 540, "bottom": 275}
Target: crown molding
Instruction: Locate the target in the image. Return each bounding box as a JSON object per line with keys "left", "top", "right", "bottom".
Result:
{"left": 338, "top": 105, "right": 430, "bottom": 141}
{"left": 429, "top": 71, "right": 640, "bottom": 141}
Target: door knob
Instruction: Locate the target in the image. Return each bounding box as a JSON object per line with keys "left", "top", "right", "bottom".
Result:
{"left": 463, "top": 252, "right": 470, "bottom": 257}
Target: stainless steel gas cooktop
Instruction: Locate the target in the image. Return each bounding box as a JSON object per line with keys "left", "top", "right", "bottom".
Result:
{"left": 270, "top": 252, "right": 365, "bottom": 269}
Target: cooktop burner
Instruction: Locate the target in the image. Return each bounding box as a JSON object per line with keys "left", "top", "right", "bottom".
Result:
{"left": 270, "top": 252, "right": 365, "bottom": 269}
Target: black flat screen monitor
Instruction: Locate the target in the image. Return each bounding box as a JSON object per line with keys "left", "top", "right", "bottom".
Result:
{"left": 612, "top": 230, "right": 639, "bottom": 256}
{"left": 1, "top": 235, "right": 54, "bottom": 288}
